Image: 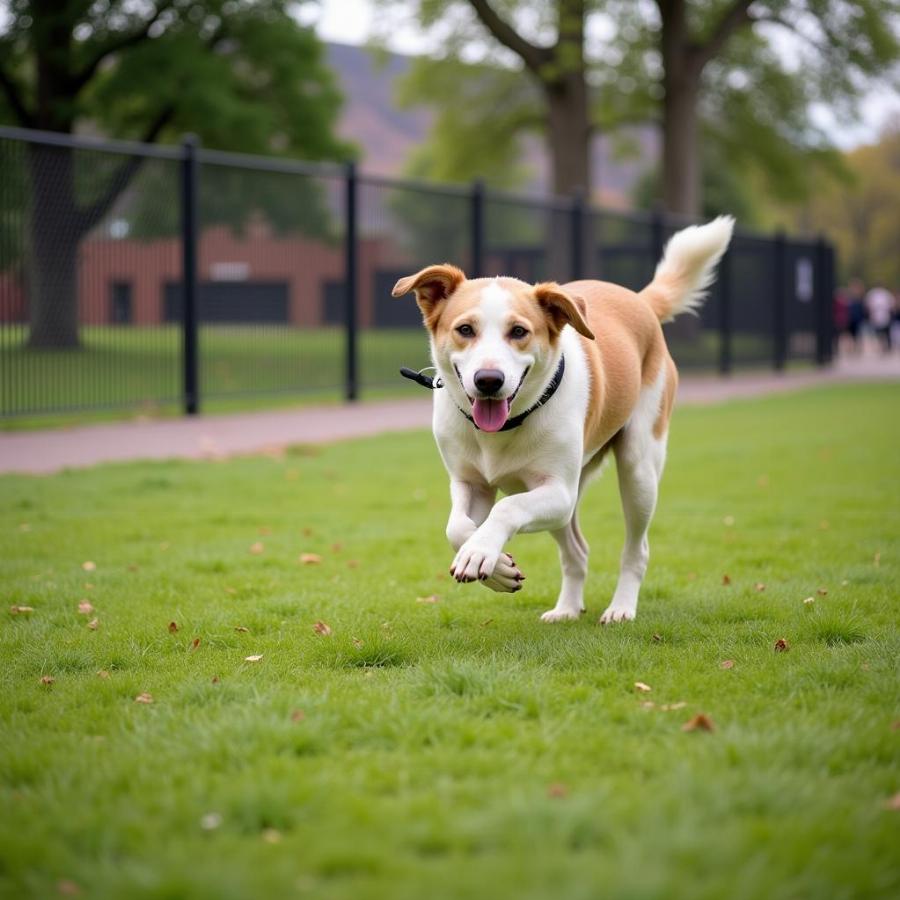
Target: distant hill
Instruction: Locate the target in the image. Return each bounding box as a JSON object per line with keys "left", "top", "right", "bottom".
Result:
{"left": 325, "top": 42, "right": 657, "bottom": 209}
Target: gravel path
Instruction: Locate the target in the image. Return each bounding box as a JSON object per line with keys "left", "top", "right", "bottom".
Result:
{"left": 1, "top": 355, "right": 897, "bottom": 474}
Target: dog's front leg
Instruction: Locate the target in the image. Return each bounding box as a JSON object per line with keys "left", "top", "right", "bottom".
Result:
{"left": 446, "top": 479, "right": 523, "bottom": 592}
{"left": 451, "top": 479, "right": 574, "bottom": 583}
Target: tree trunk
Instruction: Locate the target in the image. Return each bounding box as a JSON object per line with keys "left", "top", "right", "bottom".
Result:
{"left": 26, "top": 143, "right": 82, "bottom": 349}
{"left": 659, "top": 0, "right": 701, "bottom": 218}
{"left": 662, "top": 74, "right": 700, "bottom": 217}
{"left": 546, "top": 74, "right": 592, "bottom": 197}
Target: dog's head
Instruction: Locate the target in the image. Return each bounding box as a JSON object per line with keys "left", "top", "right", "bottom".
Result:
{"left": 393, "top": 264, "right": 594, "bottom": 432}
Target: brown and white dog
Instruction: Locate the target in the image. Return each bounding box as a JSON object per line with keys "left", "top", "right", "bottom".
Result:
{"left": 393, "top": 217, "right": 733, "bottom": 623}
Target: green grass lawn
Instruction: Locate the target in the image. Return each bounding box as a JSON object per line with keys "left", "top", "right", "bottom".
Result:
{"left": 1, "top": 383, "right": 898, "bottom": 900}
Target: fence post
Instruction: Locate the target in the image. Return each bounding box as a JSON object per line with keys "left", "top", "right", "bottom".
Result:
{"left": 180, "top": 135, "right": 199, "bottom": 415}
{"left": 344, "top": 161, "right": 358, "bottom": 402}
{"left": 718, "top": 247, "right": 732, "bottom": 376}
{"left": 825, "top": 242, "right": 836, "bottom": 364}
{"left": 471, "top": 179, "right": 484, "bottom": 276}
{"left": 570, "top": 188, "right": 585, "bottom": 281}
{"left": 814, "top": 235, "right": 832, "bottom": 367}
{"left": 773, "top": 230, "right": 787, "bottom": 372}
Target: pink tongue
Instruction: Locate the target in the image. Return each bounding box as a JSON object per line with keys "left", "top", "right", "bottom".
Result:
{"left": 472, "top": 398, "right": 510, "bottom": 432}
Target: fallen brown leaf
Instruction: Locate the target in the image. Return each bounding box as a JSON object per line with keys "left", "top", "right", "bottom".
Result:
{"left": 261, "top": 828, "right": 282, "bottom": 844}
{"left": 347, "top": 559, "right": 360, "bottom": 569}
{"left": 258, "top": 526, "right": 272, "bottom": 536}
{"left": 682, "top": 713, "right": 715, "bottom": 732}
{"left": 87, "top": 617, "right": 99, "bottom": 630}
{"left": 40, "top": 675, "right": 54, "bottom": 685}
{"left": 9, "top": 605, "right": 34, "bottom": 614}
{"left": 234, "top": 626, "right": 249, "bottom": 633}
{"left": 77, "top": 601, "right": 94, "bottom": 615}
{"left": 754, "top": 582, "right": 766, "bottom": 592}
{"left": 331, "top": 542, "right": 343, "bottom": 553}
{"left": 211, "top": 675, "right": 220, "bottom": 684}
{"left": 661, "top": 702, "right": 688, "bottom": 711}
{"left": 83, "top": 583, "right": 94, "bottom": 590}
{"left": 134, "top": 692, "right": 153, "bottom": 704}
{"left": 168, "top": 621, "right": 178, "bottom": 633}
{"left": 82, "top": 561, "right": 96, "bottom": 572}
{"left": 884, "top": 792, "right": 900, "bottom": 811}
{"left": 720, "top": 659, "right": 735, "bottom": 669}
{"left": 249, "top": 542, "right": 265, "bottom": 555}
{"left": 416, "top": 595, "right": 440, "bottom": 604}
{"left": 313, "top": 621, "right": 332, "bottom": 636}
{"left": 722, "top": 574, "right": 732, "bottom": 586}
{"left": 774, "top": 637, "right": 790, "bottom": 652}
{"left": 127, "top": 564, "right": 139, "bottom": 572}
{"left": 97, "top": 670, "right": 110, "bottom": 679}
{"left": 302, "top": 527, "right": 314, "bottom": 537}
{"left": 634, "top": 681, "right": 652, "bottom": 693}
{"left": 547, "top": 783, "right": 568, "bottom": 798}
{"left": 891, "top": 721, "right": 900, "bottom": 732}
{"left": 244, "top": 654, "right": 263, "bottom": 662}
{"left": 652, "top": 633, "right": 663, "bottom": 643}
{"left": 56, "top": 880, "right": 81, "bottom": 896}
{"left": 352, "top": 637, "right": 364, "bottom": 649}
{"left": 189, "top": 637, "right": 200, "bottom": 651}
{"left": 817, "top": 587, "right": 828, "bottom": 596}
{"left": 291, "top": 709, "right": 305, "bottom": 722}
{"left": 299, "top": 553, "right": 322, "bottom": 565}
{"left": 480, "top": 618, "right": 494, "bottom": 627}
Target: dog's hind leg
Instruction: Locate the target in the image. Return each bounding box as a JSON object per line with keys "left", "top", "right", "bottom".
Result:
{"left": 541, "top": 508, "right": 588, "bottom": 622}
{"left": 600, "top": 428, "right": 667, "bottom": 624}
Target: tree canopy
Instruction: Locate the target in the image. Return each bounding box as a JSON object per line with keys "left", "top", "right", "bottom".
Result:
{"left": 378, "top": 0, "right": 900, "bottom": 219}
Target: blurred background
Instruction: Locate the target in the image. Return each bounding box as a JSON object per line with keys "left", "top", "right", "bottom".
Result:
{"left": 0, "top": 0, "right": 898, "bottom": 423}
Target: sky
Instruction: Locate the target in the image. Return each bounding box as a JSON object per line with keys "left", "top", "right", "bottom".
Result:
{"left": 310, "top": 0, "right": 900, "bottom": 151}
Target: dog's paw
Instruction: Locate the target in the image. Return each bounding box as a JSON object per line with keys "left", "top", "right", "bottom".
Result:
{"left": 598, "top": 602, "right": 636, "bottom": 625}
{"left": 450, "top": 537, "right": 503, "bottom": 583}
{"left": 480, "top": 553, "right": 524, "bottom": 593}
{"left": 540, "top": 607, "right": 582, "bottom": 622}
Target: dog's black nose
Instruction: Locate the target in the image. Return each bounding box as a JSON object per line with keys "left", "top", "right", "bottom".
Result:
{"left": 474, "top": 369, "right": 505, "bottom": 395}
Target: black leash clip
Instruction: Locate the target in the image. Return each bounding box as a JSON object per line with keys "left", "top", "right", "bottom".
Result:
{"left": 400, "top": 366, "right": 443, "bottom": 390}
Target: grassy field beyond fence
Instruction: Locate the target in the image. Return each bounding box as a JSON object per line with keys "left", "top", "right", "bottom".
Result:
{"left": 1, "top": 326, "right": 429, "bottom": 423}
{"left": 1, "top": 383, "right": 898, "bottom": 899}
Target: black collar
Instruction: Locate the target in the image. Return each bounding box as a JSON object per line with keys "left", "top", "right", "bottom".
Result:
{"left": 400, "top": 355, "right": 566, "bottom": 432}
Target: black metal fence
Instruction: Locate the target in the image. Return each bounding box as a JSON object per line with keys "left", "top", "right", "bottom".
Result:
{"left": 0, "top": 126, "right": 836, "bottom": 419}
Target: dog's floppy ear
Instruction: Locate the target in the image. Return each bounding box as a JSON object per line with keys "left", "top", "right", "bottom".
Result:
{"left": 392, "top": 263, "right": 466, "bottom": 325}
{"left": 534, "top": 282, "right": 595, "bottom": 340}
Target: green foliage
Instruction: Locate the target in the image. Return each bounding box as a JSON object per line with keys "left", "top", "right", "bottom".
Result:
{"left": 396, "top": 54, "right": 539, "bottom": 188}
{"left": 0, "top": 1, "right": 351, "bottom": 265}
{"left": 0, "top": 384, "right": 899, "bottom": 897}
{"left": 778, "top": 125, "right": 900, "bottom": 285}
{"left": 382, "top": 0, "right": 900, "bottom": 214}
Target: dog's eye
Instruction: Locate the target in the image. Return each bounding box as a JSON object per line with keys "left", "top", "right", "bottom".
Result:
{"left": 456, "top": 324, "right": 475, "bottom": 338}
{"left": 509, "top": 325, "right": 529, "bottom": 340}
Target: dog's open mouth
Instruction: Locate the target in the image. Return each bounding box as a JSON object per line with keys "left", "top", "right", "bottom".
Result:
{"left": 471, "top": 397, "right": 512, "bottom": 432}
{"left": 467, "top": 368, "right": 529, "bottom": 433}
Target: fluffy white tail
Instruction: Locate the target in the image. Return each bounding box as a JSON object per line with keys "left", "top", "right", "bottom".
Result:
{"left": 641, "top": 216, "right": 735, "bottom": 321}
